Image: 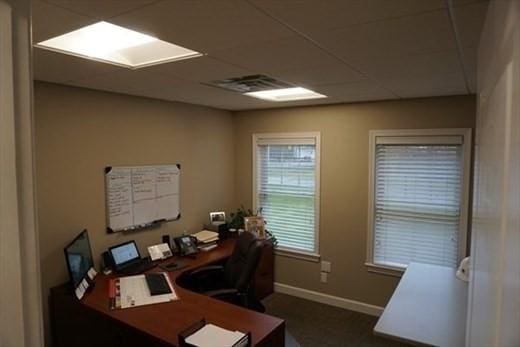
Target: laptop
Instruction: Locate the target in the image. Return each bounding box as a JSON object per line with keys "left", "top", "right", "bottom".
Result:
{"left": 109, "top": 241, "right": 155, "bottom": 275}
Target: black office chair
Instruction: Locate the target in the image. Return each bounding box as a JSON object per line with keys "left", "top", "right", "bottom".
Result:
{"left": 185, "top": 231, "right": 264, "bottom": 312}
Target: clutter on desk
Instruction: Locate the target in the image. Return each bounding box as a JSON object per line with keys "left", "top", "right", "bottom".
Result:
{"left": 108, "top": 272, "right": 177, "bottom": 310}
{"left": 179, "top": 318, "right": 250, "bottom": 347}
{"left": 192, "top": 230, "right": 219, "bottom": 244}
{"left": 209, "top": 211, "right": 226, "bottom": 226}
{"left": 159, "top": 260, "right": 188, "bottom": 272}
{"left": 147, "top": 242, "right": 173, "bottom": 261}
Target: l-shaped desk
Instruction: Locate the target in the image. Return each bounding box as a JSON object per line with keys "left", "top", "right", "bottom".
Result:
{"left": 50, "top": 239, "right": 285, "bottom": 347}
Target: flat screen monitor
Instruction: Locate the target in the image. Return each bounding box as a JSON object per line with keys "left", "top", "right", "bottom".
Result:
{"left": 64, "top": 229, "right": 94, "bottom": 289}
{"left": 109, "top": 241, "right": 141, "bottom": 269}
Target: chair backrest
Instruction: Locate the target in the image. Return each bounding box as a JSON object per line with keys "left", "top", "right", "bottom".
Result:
{"left": 224, "top": 231, "right": 262, "bottom": 293}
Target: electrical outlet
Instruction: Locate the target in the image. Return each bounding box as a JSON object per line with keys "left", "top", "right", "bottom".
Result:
{"left": 321, "top": 261, "right": 331, "bottom": 273}
{"left": 320, "top": 272, "right": 328, "bottom": 283}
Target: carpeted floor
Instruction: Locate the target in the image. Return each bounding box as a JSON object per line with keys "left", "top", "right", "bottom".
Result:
{"left": 263, "top": 293, "right": 412, "bottom": 347}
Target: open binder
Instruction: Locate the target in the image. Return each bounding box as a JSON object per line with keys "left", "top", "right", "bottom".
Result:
{"left": 178, "top": 319, "right": 251, "bottom": 347}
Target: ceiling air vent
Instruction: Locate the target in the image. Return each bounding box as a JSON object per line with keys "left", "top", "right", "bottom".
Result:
{"left": 205, "top": 74, "right": 293, "bottom": 93}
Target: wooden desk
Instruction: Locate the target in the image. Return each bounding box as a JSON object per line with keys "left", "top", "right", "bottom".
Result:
{"left": 50, "top": 239, "right": 284, "bottom": 347}
{"left": 374, "top": 263, "right": 468, "bottom": 347}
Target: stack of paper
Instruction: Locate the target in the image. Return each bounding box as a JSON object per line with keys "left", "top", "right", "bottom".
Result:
{"left": 185, "top": 324, "right": 246, "bottom": 347}
{"left": 192, "top": 230, "right": 219, "bottom": 244}
{"left": 117, "top": 273, "right": 177, "bottom": 309}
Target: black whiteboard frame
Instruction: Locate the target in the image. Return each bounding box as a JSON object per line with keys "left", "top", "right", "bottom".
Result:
{"left": 105, "top": 164, "right": 181, "bottom": 233}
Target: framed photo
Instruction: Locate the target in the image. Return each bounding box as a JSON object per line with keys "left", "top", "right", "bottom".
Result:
{"left": 209, "top": 211, "right": 226, "bottom": 226}
{"left": 244, "top": 216, "right": 265, "bottom": 239}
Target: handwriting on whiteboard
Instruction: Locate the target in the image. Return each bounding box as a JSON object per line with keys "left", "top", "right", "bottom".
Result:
{"left": 106, "top": 165, "right": 180, "bottom": 232}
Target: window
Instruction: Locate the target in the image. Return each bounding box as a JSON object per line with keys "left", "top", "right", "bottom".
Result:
{"left": 253, "top": 133, "right": 320, "bottom": 260}
{"left": 367, "top": 129, "right": 471, "bottom": 274}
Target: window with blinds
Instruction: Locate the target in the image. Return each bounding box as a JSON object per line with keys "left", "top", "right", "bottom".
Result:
{"left": 254, "top": 134, "right": 319, "bottom": 255}
{"left": 368, "top": 130, "right": 470, "bottom": 271}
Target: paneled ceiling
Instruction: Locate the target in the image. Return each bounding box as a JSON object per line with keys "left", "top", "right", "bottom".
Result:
{"left": 32, "top": 0, "right": 488, "bottom": 111}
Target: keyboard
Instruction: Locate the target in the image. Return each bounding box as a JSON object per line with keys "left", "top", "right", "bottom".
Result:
{"left": 118, "top": 258, "right": 155, "bottom": 276}
{"left": 145, "top": 273, "right": 172, "bottom": 296}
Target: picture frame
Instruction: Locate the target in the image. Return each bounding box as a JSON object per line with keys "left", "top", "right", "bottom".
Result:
{"left": 209, "top": 211, "right": 226, "bottom": 226}
{"left": 243, "top": 216, "right": 266, "bottom": 239}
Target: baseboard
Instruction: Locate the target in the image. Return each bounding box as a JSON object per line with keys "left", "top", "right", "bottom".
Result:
{"left": 273, "top": 282, "right": 384, "bottom": 317}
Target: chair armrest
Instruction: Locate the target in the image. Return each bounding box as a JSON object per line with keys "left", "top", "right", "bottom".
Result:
{"left": 189, "top": 265, "right": 224, "bottom": 277}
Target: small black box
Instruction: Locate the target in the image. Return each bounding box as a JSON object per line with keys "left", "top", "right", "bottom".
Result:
{"left": 203, "top": 223, "right": 229, "bottom": 240}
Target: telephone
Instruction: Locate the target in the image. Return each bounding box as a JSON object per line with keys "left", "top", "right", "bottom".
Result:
{"left": 174, "top": 236, "right": 199, "bottom": 256}
{"left": 147, "top": 243, "right": 173, "bottom": 261}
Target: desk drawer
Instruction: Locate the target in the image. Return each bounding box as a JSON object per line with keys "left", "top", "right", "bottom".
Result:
{"left": 255, "top": 239, "right": 274, "bottom": 299}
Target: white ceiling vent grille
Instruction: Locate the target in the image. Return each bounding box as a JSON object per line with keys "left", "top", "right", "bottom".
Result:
{"left": 205, "top": 74, "right": 293, "bottom": 93}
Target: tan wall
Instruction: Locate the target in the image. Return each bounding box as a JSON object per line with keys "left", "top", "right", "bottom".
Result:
{"left": 233, "top": 95, "right": 476, "bottom": 307}
{"left": 34, "top": 82, "right": 235, "bottom": 341}
{"left": 34, "top": 83, "right": 476, "bottom": 341}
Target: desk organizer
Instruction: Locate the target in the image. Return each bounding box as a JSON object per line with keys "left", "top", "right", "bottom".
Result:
{"left": 178, "top": 318, "right": 251, "bottom": 347}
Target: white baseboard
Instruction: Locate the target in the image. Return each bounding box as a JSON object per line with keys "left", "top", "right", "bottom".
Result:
{"left": 273, "top": 282, "right": 384, "bottom": 317}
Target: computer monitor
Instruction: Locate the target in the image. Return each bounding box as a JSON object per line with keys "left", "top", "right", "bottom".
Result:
{"left": 64, "top": 229, "right": 94, "bottom": 289}
{"left": 109, "top": 241, "right": 141, "bottom": 270}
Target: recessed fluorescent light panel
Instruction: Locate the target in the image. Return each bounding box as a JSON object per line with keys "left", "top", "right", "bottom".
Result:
{"left": 244, "top": 87, "right": 327, "bottom": 102}
{"left": 35, "top": 21, "right": 202, "bottom": 69}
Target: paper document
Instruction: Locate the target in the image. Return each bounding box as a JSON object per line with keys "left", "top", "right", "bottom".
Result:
{"left": 118, "top": 273, "right": 177, "bottom": 309}
{"left": 87, "top": 267, "right": 97, "bottom": 280}
{"left": 193, "top": 230, "right": 219, "bottom": 243}
{"left": 185, "top": 324, "right": 246, "bottom": 347}
{"left": 75, "top": 286, "right": 85, "bottom": 300}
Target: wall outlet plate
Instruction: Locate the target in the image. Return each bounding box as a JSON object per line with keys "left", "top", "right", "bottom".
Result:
{"left": 320, "top": 272, "right": 328, "bottom": 283}
{"left": 321, "top": 261, "right": 331, "bottom": 273}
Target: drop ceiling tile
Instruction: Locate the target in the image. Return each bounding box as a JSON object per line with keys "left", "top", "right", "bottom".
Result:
{"left": 144, "top": 56, "right": 253, "bottom": 83}
{"left": 32, "top": 0, "right": 94, "bottom": 43}
{"left": 110, "top": 0, "right": 295, "bottom": 54}
{"left": 232, "top": 99, "right": 341, "bottom": 111}
{"left": 33, "top": 48, "right": 123, "bottom": 84}
{"left": 380, "top": 71, "right": 467, "bottom": 98}
{"left": 265, "top": 63, "right": 366, "bottom": 87}
{"left": 314, "top": 10, "right": 457, "bottom": 62}
{"left": 453, "top": 1, "right": 489, "bottom": 48}
{"left": 250, "top": 0, "right": 444, "bottom": 33}
{"left": 135, "top": 79, "right": 267, "bottom": 110}
{"left": 210, "top": 35, "right": 342, "bottom": 73}
{"left": 351, "top": 50, "right": 461, "bottom": 80}
{"left": 68, "top": 68, "right": 177, "bottom": 96}
{"left": 137, "top": 78, "right": 342, "bottom": 111}
{"left": 313, "top": 81, "right": 396, "bottom": 103}
{"left": 31, "top": 0, "right": 485, "bottom": 110}
{"left": 42, "top": 0, "right": 159, "bottom": 19}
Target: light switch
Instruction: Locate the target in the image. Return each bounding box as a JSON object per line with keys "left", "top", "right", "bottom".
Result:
{"left": 321, "top": 261, "right": 331, "bottom": 273}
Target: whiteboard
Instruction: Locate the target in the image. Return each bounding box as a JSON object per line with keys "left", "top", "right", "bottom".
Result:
{"left": 105, "top": 165, "right": 180, "bottom": 232}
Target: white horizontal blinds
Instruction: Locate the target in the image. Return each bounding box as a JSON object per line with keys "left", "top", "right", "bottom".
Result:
{"left": 257, "top": 142, "right": 316, "bottom": 253}
{"left": 374, "top": 143, "right": 463, "bottom": 268}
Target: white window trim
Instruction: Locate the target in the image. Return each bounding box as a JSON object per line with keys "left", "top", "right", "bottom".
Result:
{"left": 366, "top": 128, "right": 472, "bottom": 276}
{"left": 252, "top": 132, "right": 321, "bottom": 261}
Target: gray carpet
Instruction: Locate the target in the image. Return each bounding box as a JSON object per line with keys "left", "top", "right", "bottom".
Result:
{"left": 263, "top": 293, "right": 412, "bottom": 347}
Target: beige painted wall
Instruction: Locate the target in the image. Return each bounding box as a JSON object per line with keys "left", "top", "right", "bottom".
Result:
{"left": 233, "top": 96, "right": 476, "bottom": 307}
{"left": 34, "top": 82, "right": 235, "bottom": 341}
{"left": 34, "top": 83, "right": 476, "bottom": 341}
